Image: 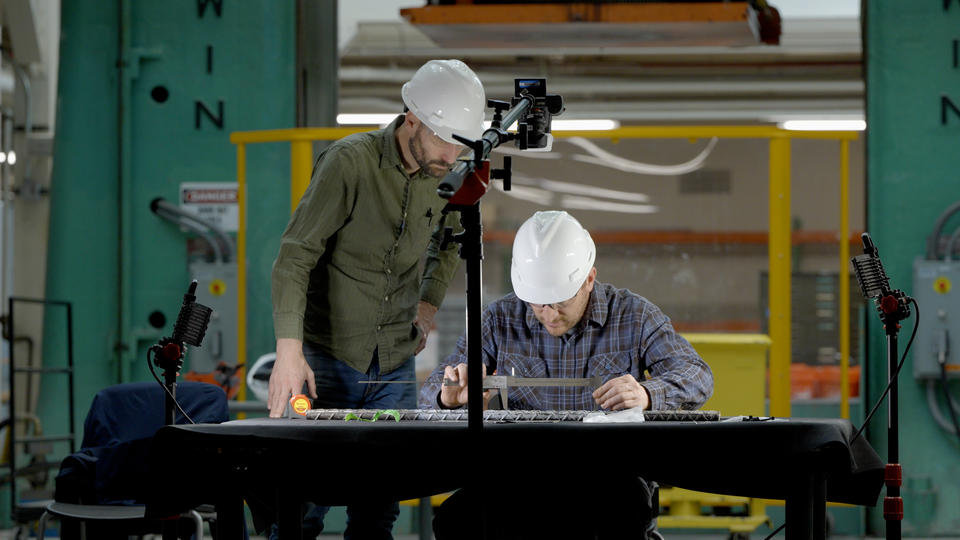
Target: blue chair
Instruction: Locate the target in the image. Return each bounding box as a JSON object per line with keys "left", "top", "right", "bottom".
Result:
{"left": 40, "top": 381, "right": 229, "bottom": 539}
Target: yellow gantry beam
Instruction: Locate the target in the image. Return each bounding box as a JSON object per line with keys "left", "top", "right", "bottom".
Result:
{"left": 839, "top": 140, "right": 851, "bottom": 419}
{"left": 235, "top": 143, "right": 248, "bottom": 413}
{"left": 230, "top": 125, "right": 859, "bottom": 414}
{"left": 767, "top": 138, "right": 792, "bottom": 417}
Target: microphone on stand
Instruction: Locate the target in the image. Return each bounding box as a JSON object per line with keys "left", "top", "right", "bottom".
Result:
{"left": 155, "top": 281, "right": 213, "bottom": 372}
{"left": 851, "top": 233, "right": 911, "bottom": 322}
{"left": 151, "top": 281, "right": 213, "bottom": 426}
{"left": 850, "top": 232, "right": 913, "bottom": 539}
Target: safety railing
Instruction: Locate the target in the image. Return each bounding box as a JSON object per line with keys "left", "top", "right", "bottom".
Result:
{"left": 230, "top": 126, "right": 860, "bottom": 418}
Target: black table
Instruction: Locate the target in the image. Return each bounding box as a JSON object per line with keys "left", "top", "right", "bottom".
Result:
{"left": 144, "top": 417, "right": 884, "bottom": 539}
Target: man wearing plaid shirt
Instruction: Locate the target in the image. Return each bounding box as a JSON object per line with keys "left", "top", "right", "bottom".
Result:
{"left": 420, "top": 211, "right": 713, "bottom": 540}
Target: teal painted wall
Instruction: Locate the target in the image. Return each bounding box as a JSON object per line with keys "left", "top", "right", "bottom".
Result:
{"left": 44, "top": 0, "right": 295, "bottom": 446}
{"left": 866, "top": 1, "right": 960, "bottom": 534}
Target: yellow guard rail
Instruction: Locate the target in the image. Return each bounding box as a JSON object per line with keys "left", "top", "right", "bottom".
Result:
{"left": 230, "top": 126, "right": 859, "bottom": 418}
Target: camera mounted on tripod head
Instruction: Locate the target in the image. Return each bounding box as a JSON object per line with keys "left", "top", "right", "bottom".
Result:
{"left": 511, "top": 78, "right": 564, "bottom": 151}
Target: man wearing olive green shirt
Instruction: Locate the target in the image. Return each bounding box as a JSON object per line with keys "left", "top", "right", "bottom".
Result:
{"left": 267, "top": 60, "right": 486, "bottom": 539}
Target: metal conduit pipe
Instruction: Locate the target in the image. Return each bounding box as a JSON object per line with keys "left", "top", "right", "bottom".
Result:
{"left": 152, "top": 208, "right": 223, "bottom": 265}
{"left": 150, "top": 198, "right": 230, "bottom": 263}
{"left": 925, "top": 201, "right": 960, "bottom": 260}
{"left": 926, "top": 380, "right": 960, "bottom": 435}
{"left": 3, "top": 53, "right": 33, "bottom": 179}
{"left": 945, "top": 226, "right": 960, "bottom": 263}
{"left": 156, "top": 198, "right": 234, "bottom": 259}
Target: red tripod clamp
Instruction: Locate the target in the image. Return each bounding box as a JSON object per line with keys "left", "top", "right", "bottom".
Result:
{"left": 883, "top": 463, "right": 903, "bottom": 521}
{"left": 448, "top": 160, "right": 491, "bottom": 207}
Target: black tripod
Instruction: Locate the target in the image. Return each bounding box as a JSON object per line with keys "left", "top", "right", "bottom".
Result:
{"left": 437, "top": 79, "right": 563, "bottom": 540}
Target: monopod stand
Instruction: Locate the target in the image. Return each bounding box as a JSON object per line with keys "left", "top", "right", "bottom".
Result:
{"left": 443, "top": 203, "right": 487, "bottom": 433}
{"left": 882, "top": 302, "right": 906, "bottom": 540}
{"left": 436, "top": 80, "right": 558, "bottom": 540}
{"left": 440, "top": 157, "right": 510, "bottom": 540}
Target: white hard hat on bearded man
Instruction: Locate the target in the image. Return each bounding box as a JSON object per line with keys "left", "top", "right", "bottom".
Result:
{"left": 401, "top": 59, "right": 486, "bottom": 144}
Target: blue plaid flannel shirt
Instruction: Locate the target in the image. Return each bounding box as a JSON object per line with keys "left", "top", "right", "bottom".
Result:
{"left": 418, "top": 282, "right": 714, "bottom": 411}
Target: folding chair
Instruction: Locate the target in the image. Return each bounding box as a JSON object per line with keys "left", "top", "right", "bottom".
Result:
{"left": 40, "top": 381, "right": 229, "bottom": 539}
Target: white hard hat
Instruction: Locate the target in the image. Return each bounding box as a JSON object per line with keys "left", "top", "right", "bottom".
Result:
{"left": 246, "top": 352, "right": 275, "bottom": 403}
{"left": 401, "top": 59, "right": 486, "bottom": 145}
{"left": 511, "top": 211, "right": 596, "bottom": 304}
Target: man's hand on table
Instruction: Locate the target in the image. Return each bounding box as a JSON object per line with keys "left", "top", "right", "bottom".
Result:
{"left": 593, "top": 374, "right": 650, "bottom": 411}
{"left": 268, "top": 338, "right": 316, "bottom": 417}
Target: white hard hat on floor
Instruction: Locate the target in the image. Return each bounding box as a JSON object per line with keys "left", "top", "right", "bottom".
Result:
{"left": 511, "top": 211, "right": 596, "bottom": 305}
{"left": 401, "top": 59, "right": 486, "bottom": 144}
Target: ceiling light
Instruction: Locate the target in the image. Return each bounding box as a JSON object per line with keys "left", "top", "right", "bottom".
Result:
{"left": 337, "top": 114, "right": 396, "bottom": 126}
{"left": 486, "top": 119, "right": 620, "bottom": 131}
{"left": 338, "top": 114, "right": 621, "bottom": 132}
{"left": 779, "top": 120, "right": 866, "bottom": 131}
{"left": 551, "top": 119, "right": 620, "bottom": 131}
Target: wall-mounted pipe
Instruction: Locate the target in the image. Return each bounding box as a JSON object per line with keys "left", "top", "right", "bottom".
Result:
{"left": 118, "top": 0, "right": 132, "bottom": 383}
{"left": 150, "top": 197, "right": 233, "bottom": 263}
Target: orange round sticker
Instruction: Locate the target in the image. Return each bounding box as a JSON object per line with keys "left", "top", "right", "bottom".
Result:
{"left": 209, "top": 279, "right": 227, "bottom": 296}
{"left": 289, "top": 394, "right": 310, "bottom": 416}
{"left": 934, "top": 277, "right": 952, "bottom": 294}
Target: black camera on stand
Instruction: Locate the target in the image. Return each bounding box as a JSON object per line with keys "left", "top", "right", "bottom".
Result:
{"left": 511, "top": 78, "right": 564, "bottom": 151}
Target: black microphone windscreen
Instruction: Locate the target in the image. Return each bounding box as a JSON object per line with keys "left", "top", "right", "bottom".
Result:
{"left": 851, "top": 252, "right": 890, "bottom": 300}
{"left": 173, "top": 301, "right": 212, "bottom": 347}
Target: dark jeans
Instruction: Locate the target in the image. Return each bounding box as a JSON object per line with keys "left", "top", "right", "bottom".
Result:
{"left": 269, "top": 343, "right": 416, "bottom": 540}
{"left": 433, "top": 477, "right": 659, "bottom": 540}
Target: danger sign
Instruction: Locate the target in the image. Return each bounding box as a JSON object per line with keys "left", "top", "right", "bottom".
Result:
{"left": 180, "top": 182, "right": 238, "bottom": 232}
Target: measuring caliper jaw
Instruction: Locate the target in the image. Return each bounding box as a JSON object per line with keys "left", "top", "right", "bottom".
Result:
{"left": 443, "top": 375, "right": 604, "bottom": 411}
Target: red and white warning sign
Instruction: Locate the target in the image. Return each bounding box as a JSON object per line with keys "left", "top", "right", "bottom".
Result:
{"left": 180, "top": 182, "right": 238, "bottom": 232}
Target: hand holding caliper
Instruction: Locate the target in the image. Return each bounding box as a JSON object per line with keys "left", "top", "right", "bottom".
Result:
{"left": 439, "top": 363, "right": 500, "bottom": 410}
{"left": 440, "top": 362, "right": 604, "bottom": 410}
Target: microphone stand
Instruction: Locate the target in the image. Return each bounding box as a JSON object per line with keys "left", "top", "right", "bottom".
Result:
{"left": 152, "top": 280, "right": 213, "bottom": 425}
{"left": 154, "top": 333, "right": 187, "bottom": 426}
{"left": 155, "top": 281, "right": 212, "bottom": 540}
{"left": 881, "top": 303, "right": 905, "bottom": 540}
{"left": 852, "top": 233, "right": 909, "bottom": 540}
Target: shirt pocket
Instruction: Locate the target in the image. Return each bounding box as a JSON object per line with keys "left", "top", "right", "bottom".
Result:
{"left": 588, "top": 353, "right": 638, "bottom": 385}
{"left": 401, "top": 185, "right": 442, "bottom": 257}
{"left": 498, "top": 352, "right": 546, "bottom": 410}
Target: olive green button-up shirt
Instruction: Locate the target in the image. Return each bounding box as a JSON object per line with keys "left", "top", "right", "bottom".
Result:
{"left": 271, "top": 115, "right": 462, "bottom": 374}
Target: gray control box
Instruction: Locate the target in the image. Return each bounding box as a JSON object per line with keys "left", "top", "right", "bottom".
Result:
{"left": 187, "top": 261, "right": 238, "bottom": 374}
{"left": 912, "top": 258, "right": 960, "bottom": 380}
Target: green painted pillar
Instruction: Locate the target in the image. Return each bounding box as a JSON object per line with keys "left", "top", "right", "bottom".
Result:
{"left": 45, "top": 0, "right": 295, "bottom": 448}
{"left": 866, "top": 1, "right": 960, "bottom": 534}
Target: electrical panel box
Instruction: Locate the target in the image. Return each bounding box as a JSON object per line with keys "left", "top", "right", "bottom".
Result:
{"left": 912, "top": 258, "right": 960, "bottom": 380}
{"left": 187, "top": 261, "right": 237, "bottom": 374}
